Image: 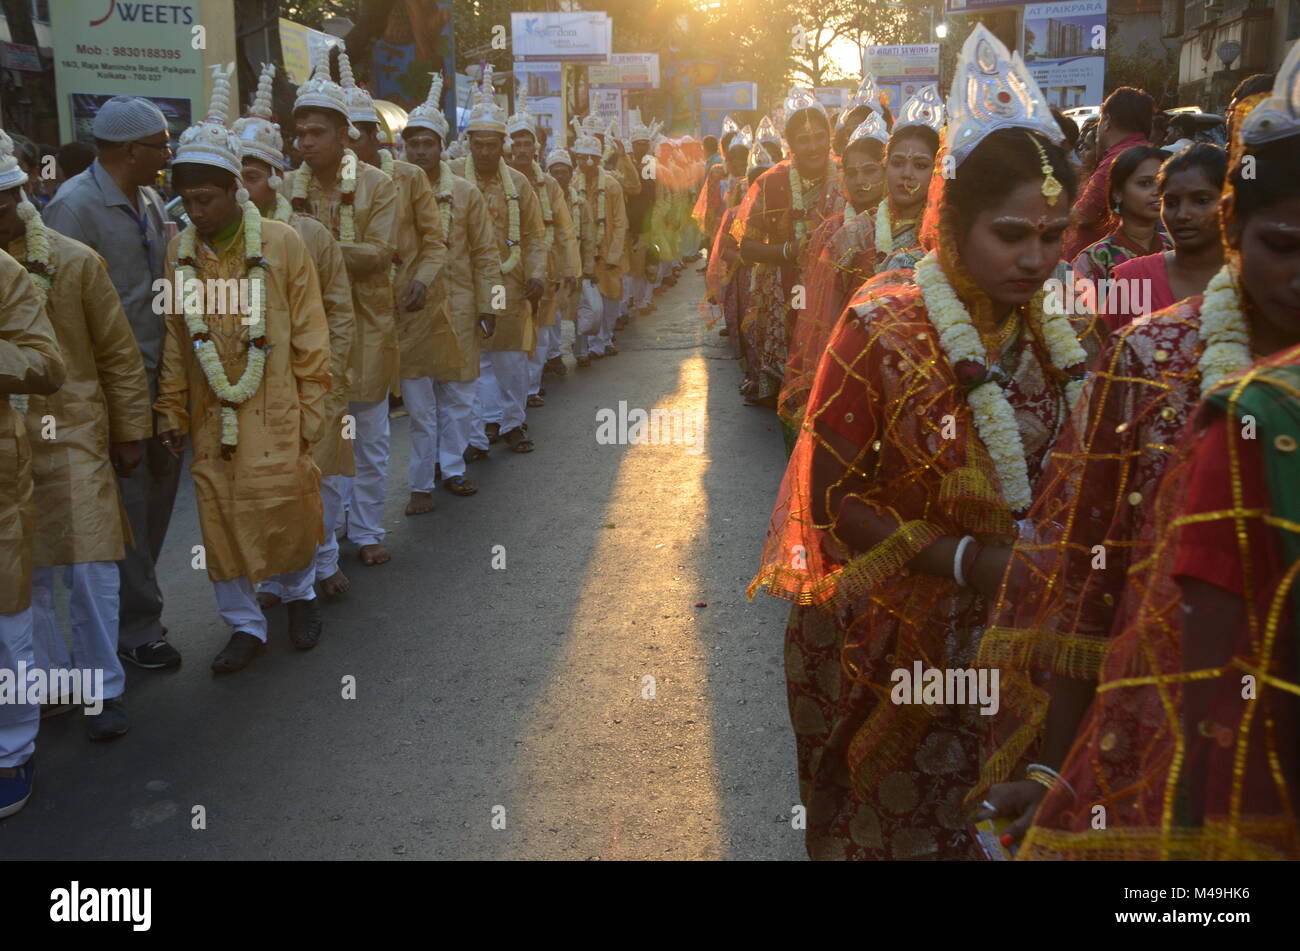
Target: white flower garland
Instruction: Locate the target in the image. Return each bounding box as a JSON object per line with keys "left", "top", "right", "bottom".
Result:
{"left": 435, "top": 160, "right": 454, "bottom": 239}
{"left": 916, "top": 250, "right": 1088, "bottom": 513}
{"left": 1197, "top": 263, "right": 1254, "bottom": 396}
{"left": 380, "top": 149, "right": 395, "bottom": 179}
{"left": 271, "top": 192, "right": 293, "bottom": 223}
{"left": 292, "top": 149, "right": 357, "bottom": 242}
{"left": 530, "top": 161, "right": 554, "bottom": 256}
{"left": 11, "top": 201, "right": 53, "bottom": 417}
{"left": 177, "top": 202, "right": 270, "bottom": 458}
{"left": 789, "top": 164, "right": 807, "bottom": 246}
{"left": 875, "top": 199, "right": 894, "bottom": 256}
{"left": 577, "top": 166, "right": 607, "bottom": 254}
{"left": 466, "top": 157, "right": 521, "bottom": 274}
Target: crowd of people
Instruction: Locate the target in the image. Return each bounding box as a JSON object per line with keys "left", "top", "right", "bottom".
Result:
{"left": 0, "top": 49, "right": 705, "bottom": 819}
{"left": 727, "top": 26, "right": 1300, "bottom": 860}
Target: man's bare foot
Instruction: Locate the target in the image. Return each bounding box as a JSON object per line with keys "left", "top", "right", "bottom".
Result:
{"left": 405, "top": 491, "right": 436, "bottom": 516}
{"left": 256, "top": 591, "right": 281, "bottom": 609}
{"left": 319, "top": 570, "right": 350, "bottom": 598}
{"left": 359, "top": 544, "right": 390, "bottom": 566}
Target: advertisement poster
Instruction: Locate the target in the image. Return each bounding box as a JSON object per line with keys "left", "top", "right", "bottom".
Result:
{"left": 698, "top": 81, "right": 757, "bottom": 138}
{"left": 368, "top": 0, "right": 457, "bottom": 125}
{"left": 946, "top": 0, "right": 1029, "bottom": 10}
{"left": 589, "top": 53, "right": 660, "bottom": 89}
{"left": 51, "top": 0, "right": 235, "bottom": 144}
{"left": 1022, "top": 0, "right": 1107, "bottom": 108}
{"left": 591, "top": 87, "right": 624, "bottom": 132}
{"left": 278, "top": 18, "right": 342, "bottom": 86}
{"left": 511, "top": 12, "right": 611, "bottom": 63}
{"left": 863, "top": 43, "right": 940, "bottom": 109}
{"left": 514, "top": 62, "right": 564, "bottom": 139}
{"left": 814, "top": 87, "right": 848, "bottom": 111}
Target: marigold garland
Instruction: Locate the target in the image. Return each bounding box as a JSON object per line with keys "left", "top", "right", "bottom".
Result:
{"left": 1197, "top": 263, "right": 1254, "bottom": 396}
{"left": 916, "top": 250, "right": 1087, "bottom": 513}
{"left": 177, "top": 201, "right": 270, "bottom": 459}
{"left": 466, "top": 157, "right": 521, "bottom": 274}
{"left": 292, "top": 149, "right": 357, "bottom": 242}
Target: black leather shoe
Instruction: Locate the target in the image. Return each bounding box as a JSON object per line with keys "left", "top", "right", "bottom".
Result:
{"left": 287, "top": 599, "right": 322, "bottom": 650}
{"left": 211, "top": 632, "right": 265, "bottom": 674}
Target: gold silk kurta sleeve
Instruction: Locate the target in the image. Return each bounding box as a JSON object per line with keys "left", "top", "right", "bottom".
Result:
{"left": 315, "top": 161, "right": 398, "bottom": 403}
{"left": 291, "top": 213, "right": 355, "bottom": 478}
{"left": 393, "top": 160, "right": 449, "bottom": 379}
{"left": 483, "top": 166, "right": 545, "bottom": 353}
{"left": 0, "top": 250, "right": 65, "bottom": 613}
{"left": 593, "top": 174, "right": 628, "bottom": 299}
{"left": 18, "top": 231, "right": 150, "bottom": 567}
{"left": 615, "top": 153, "right": 641, "bottom": 197}
{"left": 431, "top": 174, "right": 502, "bottom": 383}
{"left": 551, "top": 179, "right": 580, "bottom": 280}
{"left": 395, "top": 159, "right": 446, "bottom": 290}
{"left": 152, "top": 218, "right": 327, "bottom": 584}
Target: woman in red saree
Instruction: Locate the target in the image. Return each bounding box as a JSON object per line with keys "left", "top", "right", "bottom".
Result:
{"left": 731, "top": 88, "right": 843, "bottom": 413}
{"left": 776, "top": 114, "right": 888, "bottom": 431}
{"left": 749, "top": 25, "right": 1093, "bottom": 860}
{"left": 1103, "top": 144, "right": 1227, "bottom": 331}
{"left": 975, "top": 73, "right": 1300, "bottom": 857}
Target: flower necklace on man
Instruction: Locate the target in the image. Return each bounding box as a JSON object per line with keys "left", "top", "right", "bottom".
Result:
{"left": 177, "top": 201, "right": 271, "bottom": 459}
{"left": 465, "top": 156, "right": 522, "bottom": 274}
{"left": 291, "top": 149, "right": 358, "bottom": 241}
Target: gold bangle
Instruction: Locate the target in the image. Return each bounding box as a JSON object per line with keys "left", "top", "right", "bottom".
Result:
{"left": 1025, "top": 768, "right": 1056, "bottom": 792}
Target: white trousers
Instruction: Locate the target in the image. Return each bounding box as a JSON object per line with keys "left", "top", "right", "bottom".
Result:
{"left": 341, "top": 398, "right": 390, "bottom": 547}
{"left": 31, "top": 562, "right": 125, "bottom": 702}
{"left": 217, "top": 566, "right": 315, "bottom": 642}
{"left": 527, "top": 331, "right": 551, "bottom": 396}
{"left": 474, "top": 350, "right": 528, "bottom": 437}
{"left": 312, "top": 475, "right": 347, "bottom": 580}
{"left": 433, "top": 378, "right": 477, "bottom": 480}
{"left": 594, "top": 295, "right": 620, "bottom": 351}
{"left": 401, "top": 376, "right": 439, "bottom": 494}
{"left": 0, "top": 606, "right": 36, "bottom": 768}
{"left": 546, "top": 321, "right": 564, "bottom": 361}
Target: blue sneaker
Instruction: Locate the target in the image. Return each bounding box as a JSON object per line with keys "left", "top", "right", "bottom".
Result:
{"left": 0, "top": 755, "right": 34, "bottom": 819}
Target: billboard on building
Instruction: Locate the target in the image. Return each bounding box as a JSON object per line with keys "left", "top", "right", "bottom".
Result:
{"left": 1022, "top": 0, "right": 1107, "bottom": 108}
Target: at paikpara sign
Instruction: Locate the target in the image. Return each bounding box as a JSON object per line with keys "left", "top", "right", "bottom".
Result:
{"left": 52, "top": 0, "right": 237, "bottom": 144}
{"left": 590, "top": 53, "right": 660, "bottom": 89}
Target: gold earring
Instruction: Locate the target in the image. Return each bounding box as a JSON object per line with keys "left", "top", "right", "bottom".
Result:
{"left": 1028, "top": 133, "right": 1063, "bottom": 206}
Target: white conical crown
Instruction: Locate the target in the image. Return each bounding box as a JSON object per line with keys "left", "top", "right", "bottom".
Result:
{"left": 0, "top": 121, "right": 27, "bottom": 191}
{"left": 406, "top": 72, "right": 449, "bottom": 142}
{"left": 232, "top": 62, "right": 285, "bottom": 170}
{"left": 293, "top": 46, "right": 353, "bottom": 130}
{"left": 176, "top": 62, "right": 244, "bottom": 177}
{"left": 338, "top": 42, "right": 379, "bottom": 126}
{"left": 945, "top": 23, "right": 1061, "bottom": 167}
{"left": 506, "top": 92, "right": 536, "bottom": 139}
{"left": 466, "top": 63, "right": 507, "bottom": 134}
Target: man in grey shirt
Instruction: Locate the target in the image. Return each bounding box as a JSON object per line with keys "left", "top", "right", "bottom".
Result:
{"left": 44, "top": 97, "right": 182, "bottom": 670}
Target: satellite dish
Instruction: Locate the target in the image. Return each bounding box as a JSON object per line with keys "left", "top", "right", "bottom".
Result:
{"left": 1217, "top": 41, "right": 1241, "bottom": 67}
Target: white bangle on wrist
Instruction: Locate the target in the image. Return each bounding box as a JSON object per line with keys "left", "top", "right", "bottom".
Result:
{"left": 953, "top": 535, "right": 976, "bottom": 587}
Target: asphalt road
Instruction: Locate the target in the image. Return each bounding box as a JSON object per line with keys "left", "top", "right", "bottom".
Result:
{"left": 2, "top": 266, "right": 806, "bottom": 861}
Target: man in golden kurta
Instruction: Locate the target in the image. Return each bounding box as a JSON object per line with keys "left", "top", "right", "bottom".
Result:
{"left": 0, "top": 240, "right": 65, "bottom": 819}
{"left": 155, "top": 73, "right": 331, "bottom": 674}
{"left": 460, "top": 70, "right": 547, "bottom": 455}
{"left": 0, "top": 163, "right": 149, "bottom": 741}
{"left": 544, "top": 149, "right": 594, "bottom": 377}
{"left": 603, "top": 119, "right": 641, "bottom": 330}
{"left": 292, "top": 57, "right": 399, "bottom": 566}
{"left": 401, "top": 74, "right": 502, "bottom": 495}
{"left": 339, "top": 50, "right": 447, "bottom": 516}
{"left": 507, "top": 101, "right": 579, "bottom": 410}
{"left": 235, "top": 63, "right": 358, "bottom": 602}
{"left": 571, "top": 129, "right": 628, "bottom": 366}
